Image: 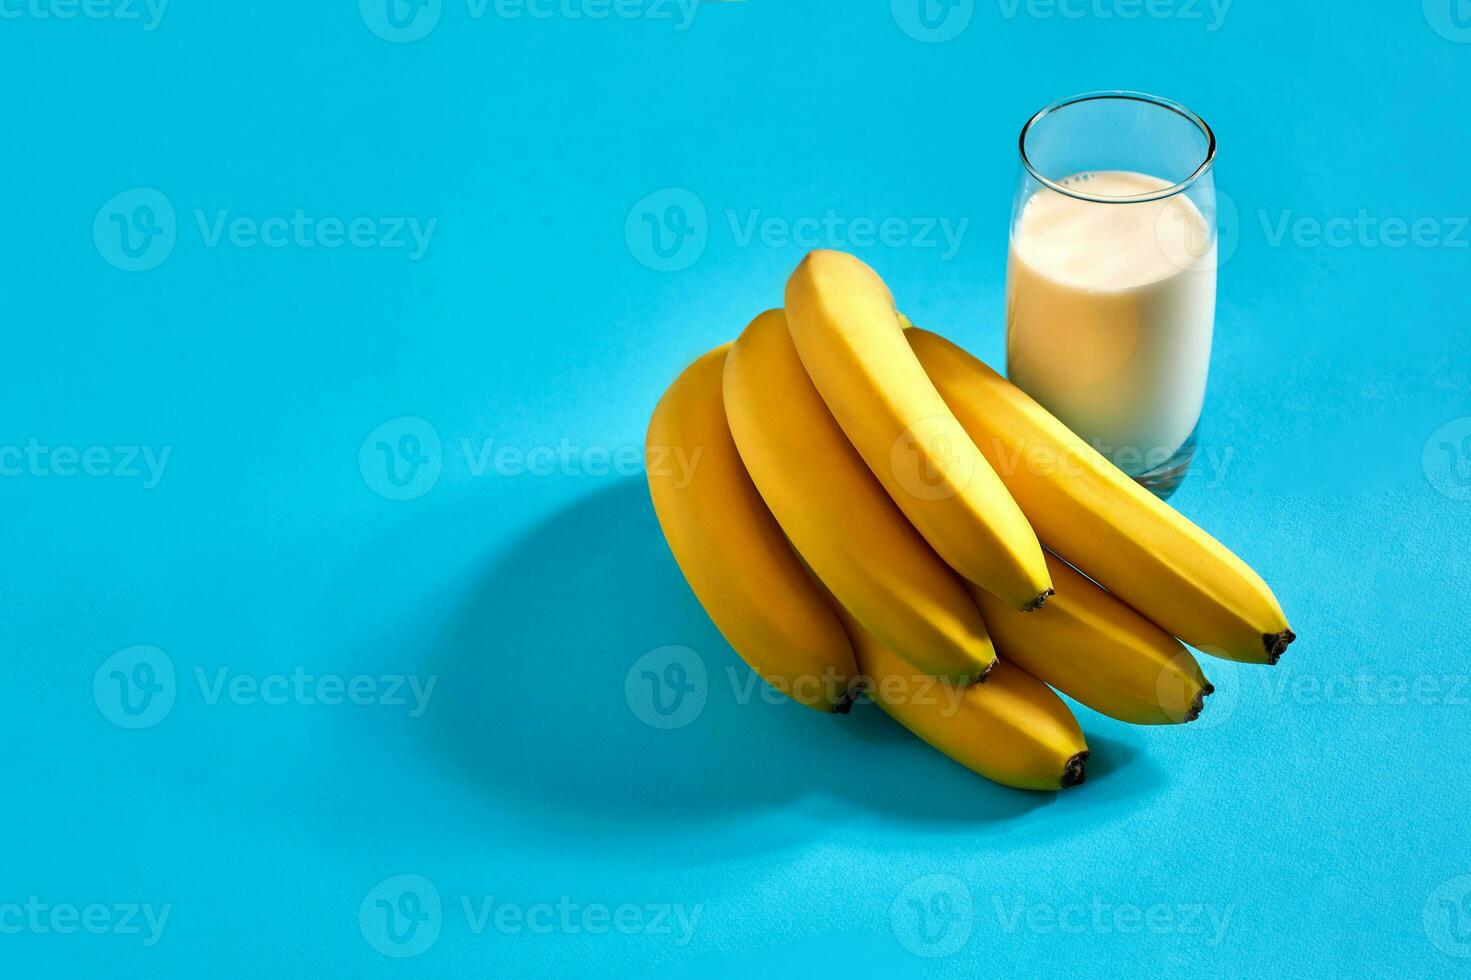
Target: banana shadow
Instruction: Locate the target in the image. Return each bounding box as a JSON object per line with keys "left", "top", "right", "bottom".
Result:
{"left": 421, "top": 478, "right": 1151, "bottom": 862}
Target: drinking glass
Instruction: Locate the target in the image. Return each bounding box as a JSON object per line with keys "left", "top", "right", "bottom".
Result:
{"left": 1006, "top": 91, "right": 1218, "bottom": 499}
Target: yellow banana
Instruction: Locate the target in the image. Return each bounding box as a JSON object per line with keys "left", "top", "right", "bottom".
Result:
{"left": 723, "top": 310, "right": 996, "bottom": 684}
{"left": 785, "top": 250, "right": 1052, "bottom": 610}
{"left": 909, "top": 326, "right": 1295, "bottom": 664}
{"left": 969, "top": 552, "right": 1213, "bottom": 725}
{"left": 836, "top": 606, "right": 1088, "bottom": 791}
{"left": 647, "top": 345, "right": 859, "bottom": 712}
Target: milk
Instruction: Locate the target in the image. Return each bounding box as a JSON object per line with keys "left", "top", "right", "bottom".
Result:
{"left": 1006, "top": 171, "right": 1216, "bottom": 476}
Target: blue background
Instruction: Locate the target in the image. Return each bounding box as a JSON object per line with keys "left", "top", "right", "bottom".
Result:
{"left": 3, "top": 1, "right": 1469, "bottom": 976}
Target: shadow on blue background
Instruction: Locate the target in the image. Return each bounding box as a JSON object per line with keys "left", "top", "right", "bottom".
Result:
{"left": 418, "top": 478, "right": 1159, "bottom": 858}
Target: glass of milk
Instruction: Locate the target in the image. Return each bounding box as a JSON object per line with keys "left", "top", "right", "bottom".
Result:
{"left": 1006, "top": 91, "right": 1219, "bottom": 498}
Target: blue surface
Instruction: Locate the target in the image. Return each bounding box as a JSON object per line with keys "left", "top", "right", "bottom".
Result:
{"left": 3, "top": 3, "right": 1470, "bottom": 977}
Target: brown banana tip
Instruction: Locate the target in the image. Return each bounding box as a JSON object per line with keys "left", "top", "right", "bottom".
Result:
{"left": 1264, "top": 629, "right": 1297, "bottom": 665}
{"left": 1022, "top": 589, "right": 1055, "bottom": 613}
{"left": 973, "top": 658, "right": 999, "bottom": 686}
{"left": 1184, "top": 685, "right": 1212, "bottom": 723}
{"left": 834, "top": 681, "right": 866, "bottom": 714}
{"left": 1061, "top": 751, "right": 1089, "bottom": 789}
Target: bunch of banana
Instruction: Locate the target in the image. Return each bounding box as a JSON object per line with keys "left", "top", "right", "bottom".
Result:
{"left": 645, "top": 249, "right": 1294, "bottom": 792}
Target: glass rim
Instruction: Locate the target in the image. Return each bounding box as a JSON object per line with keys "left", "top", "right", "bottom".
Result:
{"left": 1018, "top": 91, "right": 1217, "bottom": 204}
